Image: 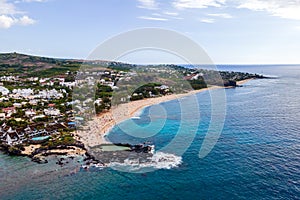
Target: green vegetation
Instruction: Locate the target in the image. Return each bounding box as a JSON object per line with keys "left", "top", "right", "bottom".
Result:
{"left": 95, "top": 84, "right": 113, "bottom": 98}
{"left": 41, "top": 132, "right": 76, "bottom": 148}
{"left": 6, "top": 119, "right": 28, "bottom": 129}
{"left": 0, "top": 53, "right": 139, "bottom": 77}
{"left": 130, "top": 83, "right": 171, "bottom": 101}
{"left": 107, "top": 62, "right": 136, "bottom": 72}
{"left": 0, "top": 53, "right": 81, "bottom": 77}
{"left": 188, "top": 79, "right": 208, "bottom": 90}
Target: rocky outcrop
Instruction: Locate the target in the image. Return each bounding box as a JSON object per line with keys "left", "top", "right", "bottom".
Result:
{"left": 130, "top": 144, "right": 153, "bottom": 153}
{"left": 31, "top": 156, "right": 48, "bottom": 164}
{"left": 0, "top": 143, "right": 25, "bottom": 156}
{"left": 223, "top": 80, "right": 237, "bottom": 87}
{"left": 112, "top": 143, "right": 153, "bottom": 153}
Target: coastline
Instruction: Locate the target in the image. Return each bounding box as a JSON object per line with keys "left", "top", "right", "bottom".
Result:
{"left": 236, "top": 78, "right": 254, "bottom": 85}
{"left": 75, "top": 78, "right": 254, "bottom": 149}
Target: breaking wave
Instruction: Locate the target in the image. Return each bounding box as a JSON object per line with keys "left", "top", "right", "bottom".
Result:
{"left": 108, "top": 152, "right": 182, "bottom": 173}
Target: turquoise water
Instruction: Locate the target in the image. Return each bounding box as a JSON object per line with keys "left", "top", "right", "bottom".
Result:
{"left": 31, "top": 136, "right": 50, "bottom": 141}
{"left": 1, "top": 65, "right": 300, "bottom": 199}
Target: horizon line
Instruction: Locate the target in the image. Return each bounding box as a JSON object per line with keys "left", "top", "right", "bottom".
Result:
{"left": 1, "top": 51, "right": 299, "bottom": 66}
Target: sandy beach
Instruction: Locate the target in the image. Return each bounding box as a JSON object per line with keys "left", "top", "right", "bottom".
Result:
{"left": 75, "top": 79, "right": 253, "bottom": 149}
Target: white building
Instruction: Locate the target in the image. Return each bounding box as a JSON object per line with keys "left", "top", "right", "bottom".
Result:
{"left": 13, "top": 103, "right": 22, "bottom": 108}
{"left": 29, "top": 99, "right": 38, "bottom": 105}
{"left": 35, "top": 89, "right": 64, "bottom": 99}
{"left": 44, "top": 108, "right": 60, "bottom": 116}
{"left": 32, "top": 115, "right": 46, "bottom": 120}
{"left": 0, "top": 113, "right": 5, "bottom": 120}
{"left": 25, "top": 110, "right": 36, "bottom": 117}
{"left": 12, "top": 88, "right": 34, "bottom": 98}
{"left": 60, "top": 82, "right": 75, "bottom": 88}
{"left": 0, "top": 86, "right": 9, "bottom": 96}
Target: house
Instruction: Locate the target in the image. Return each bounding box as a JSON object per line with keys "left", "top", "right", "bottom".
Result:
{"left": 39, "top": 78, "right": 50, "bottom": 85}
{"left": 2, "top": 107, "right": 16, "bottom": 114}
{"left": 27, "top": 77, "right": 39, "bottom": 82}
{"left": 94, "top": 98, "right": 102, "bottom": 105}
{"left": 184, "top": 73, "right": 203, "bottom": 81}
{"left": 0, "top": 76, "right": 17, "bottom": 82}
{"left": 0, "top": 86, "right": 9, "bottom": 96}
{"left": 25, "top": 110, "right": 36, "bottom": 117}
{"left": 21, "top": 101, "right": 28, "bottom": 106}
{"left": 12, "top": 88, "right": 34, "bottom": 98}
{"left": 60, "top": 81, "right": 75, "bottom": 88}
{"left": 44, "top": 108, "right": 60, "bottom": 116}
{"left": 13, "top": 103, "right": 22, "bottom": 108}
{"left": 3, "top": 127, "right": 19, "bottom": 145}
{"left": 32, "top": 115, "right": 46, "bottom": 120}
{"left": 29, "top": 99, "right": 38, "bottom": 105}
{"left": 55, "top": 78, "right": 65, "bottom": 83}
{"left": 155, "top": 85, "right": 169, "bottom": 90}
{"left": 48, "top": 103, "right": 55, "bottom": 107}
{"left": 0, "top": 113, "right": 5, "bottom": 120}
{"left": 0, "top": 121, "right": 67, "bottom": 145}
{"left": 0, "top": 97, "right": 9, "bottom": 102}
{"left": 36, "top": 89, "right": 63, "bottom": 99}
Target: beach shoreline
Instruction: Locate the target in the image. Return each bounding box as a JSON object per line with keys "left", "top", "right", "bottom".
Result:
{"left": 75, "top": 79, "right": 253, "bottom": 149}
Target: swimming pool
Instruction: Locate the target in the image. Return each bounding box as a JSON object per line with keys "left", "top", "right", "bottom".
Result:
{"left": 31, "top": 136, "right": 50, "bottom": 141}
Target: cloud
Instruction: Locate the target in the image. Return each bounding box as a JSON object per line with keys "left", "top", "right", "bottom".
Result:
{"left": 173, "top": 0, "right": 226, "bottom": 9}
{"left": 0, "top": 15, "right": 36, "bottom": 29}
{"left": 152, "top": 13, "right": 162, "bottom": 17}
{"left": 151, "top": 12, "right": 182, "bottom": 20}
{"left": 171, "top": 0, "right": 300, "bottom": 21}
{"left": 0, "top": 0, "right": 20, "bottom": 15}
{"left": 0, "top": 0, "right": 36, "bottom": 28}
{"left": 138, "top": 16, "right": 169, "bottom": 21}
{"left": 22, "top": 0, "right": 47, "bottom": 2}
{"left": 0, "top": 15, "right": 15, "bottom": 28}
{"left": 207, "top": 13, "right": 233, "bottom": 18}
{"left": 200, "top": 13, "right": 232, "bottom": 23}
{"left": 236, "top": 0, "right": 300, "bottom": 20}
{"left": 200, "top": 18, "right": 215, "bottom": 23}
{"left": 14, "top": 0, "right": 47, "bottom": 3}
{"left": 163, "top": 11, "right": 179, "bottom": 16}
{"left": 18, "top": 15, "right": 36, "bottom": 25}
{"left": 137, "top": 0, "right": 158, "bottom": 10}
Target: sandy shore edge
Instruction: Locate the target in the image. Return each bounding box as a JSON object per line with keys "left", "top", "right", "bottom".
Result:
{"left": 75, "top": 79, "right": 254, "bottom": 149}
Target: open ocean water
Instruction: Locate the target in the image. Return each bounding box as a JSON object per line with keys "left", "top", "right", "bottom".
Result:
{"left": 1, "top": 65, "right": 300, "bottom": 199}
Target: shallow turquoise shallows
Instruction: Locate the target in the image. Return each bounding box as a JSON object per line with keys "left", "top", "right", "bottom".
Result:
{"left": 0, "top": 65, "right": 300, "bottom": 200}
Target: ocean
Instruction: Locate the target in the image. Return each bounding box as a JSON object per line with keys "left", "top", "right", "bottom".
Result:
{"left": 1, "top": 65, "right": 300, "bottom": 199}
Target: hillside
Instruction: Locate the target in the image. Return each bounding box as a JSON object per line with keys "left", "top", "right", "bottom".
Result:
{"left": 0, "top": 53, "right": 135, "bottom": 77}
{"left": 0, "top": 52, "right": 80, "bottom": 77}
{"left": 0, "top": 53, "right": 265, "bottom": 84}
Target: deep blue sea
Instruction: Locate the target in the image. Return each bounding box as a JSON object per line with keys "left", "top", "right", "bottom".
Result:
{"left": 1, "top": 65, "right": 300, "bottom": 199}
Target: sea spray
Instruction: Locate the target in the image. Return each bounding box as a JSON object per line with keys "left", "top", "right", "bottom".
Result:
{"left": 108, "top": 152, "right": 182, "bottom": 172}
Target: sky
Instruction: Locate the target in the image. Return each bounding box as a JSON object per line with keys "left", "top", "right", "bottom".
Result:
{"left": 0, "top": 0, "right": 300, "bottom": 64}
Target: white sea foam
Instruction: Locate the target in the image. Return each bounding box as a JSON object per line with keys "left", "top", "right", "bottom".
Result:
{"left": 108, "top": 152, "right": 182, "bottom": 172}
{"left": 131, "top": 116, "right": 141, "bottom": 119}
